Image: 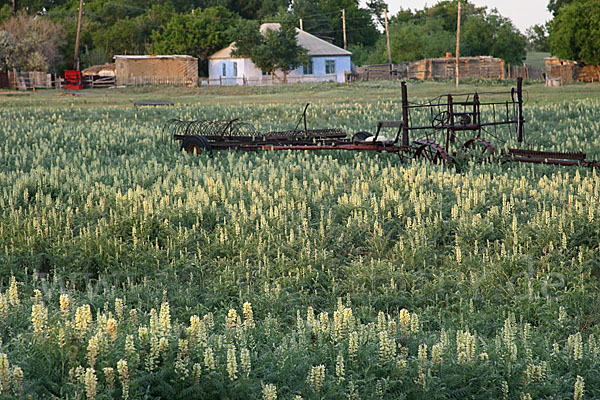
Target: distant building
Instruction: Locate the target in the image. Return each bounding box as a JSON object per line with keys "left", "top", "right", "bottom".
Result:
{"left": 407, "top": 55, "right": 505, "bottom": 80}
{"left": 208, "top": 23, "right": 352, "bottom": 85}
{"left": 82, "top": 63, "right": 116, "bottom": 77}
{"left": 544, "top": 57, "right": 600, "bottom": 84}
{"left": 113, "top": 55, "right": 198, "bottom": 86}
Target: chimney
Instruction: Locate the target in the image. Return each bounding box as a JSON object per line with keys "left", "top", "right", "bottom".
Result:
{"left": 445, "top": 52, "right": 452, "bottom": 58}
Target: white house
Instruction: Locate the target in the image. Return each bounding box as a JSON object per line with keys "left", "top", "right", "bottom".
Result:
{"left": 208, "top": 23, "right": 352, "bottom": 85}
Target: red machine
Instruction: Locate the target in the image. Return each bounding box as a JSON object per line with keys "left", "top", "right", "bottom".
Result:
{"left": 63, "top": 70, "right": 83, "bottom": 90}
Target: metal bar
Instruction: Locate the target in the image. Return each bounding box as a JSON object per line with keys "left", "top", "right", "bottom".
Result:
{"left": 260, "top": 144, "right": 411, "bottom": 152}
{"left": 447, "top": 94, "right": 454, "bottom": 152}
{"left": 516, "top": 77, "right": 524, "bottom": 143}
{"left": 508, "top": 148, "right": 586, "bottom": 160}
{"left": 403, "top": 100, "right": 520, "bottom": 110}
{"left": 508, "top": 156, "right": 591, "bottom": 167}
{"left": 401, "top": 82, "right": 409, "bottom": 146}
{"left": 405, "top": 120, "right": 519, "bottom": 131}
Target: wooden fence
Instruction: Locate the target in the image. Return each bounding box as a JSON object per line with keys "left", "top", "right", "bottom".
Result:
{"left": 116, "top": 76, "right": 197, "bottom": 87}
{"left": 199, "top": 74, "right": 338, "bottom": 86}
{"left": 506, "top": 64, "right": 545, "bottom": 81}
{"left": 8, "top": 71, "right": 56, "bottom": 90}
{"left": 351, "top": 63, "right": 545, "bottom": 82}
{"left": 83, "top": 75, "right": 116, "bottom": 88}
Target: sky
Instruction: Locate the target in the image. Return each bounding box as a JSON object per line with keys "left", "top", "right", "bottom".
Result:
{"left": 382, "top": 0, "right": 552, "bottom": 33}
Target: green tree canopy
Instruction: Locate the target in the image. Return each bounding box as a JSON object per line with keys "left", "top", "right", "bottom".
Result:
{"left": 549, "top": 0, "right": 600, "bottom": 64}
{"left": 0, "top": 30, "right": 17, "bottom": 71}
{"left": 291, "top": 0, "right": 379, "bottom": 49}
{"left": 151, "top": 6, "right": 238, "bottom": 75}
{"left": 231, "top": 14, "right": 309, "bottom": 82}
{"left": 0, "top": 12, "right": 65, "bottom": 71}
{"left": 369, "top": 1, "right": 525, "bottom": 65}
{"left": 462, "top": 11, "right": 526, "bottom": 64}
{"left": 526, "top": 23, "right": 550, "bottom": 52}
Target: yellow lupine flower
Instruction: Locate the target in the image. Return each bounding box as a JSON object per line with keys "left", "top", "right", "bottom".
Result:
{"left": 348, "top": 331, "right": 358, "bottom": 361}
{"left": 308, "top": 365, "right": 325, "bottom": 392}
{"left": 106, "top": 318, "right": 117, "bottom": 341}
{"left": 335, "top": 352, "right": 345, "bottom": 383}
{"left": 59, "top": 294, "right": 70, "bottom": 316}
{"left": 0, "top": 294, "right": 7, "bottom": 318}
{"left": 75, "top": 305, "right": 92, "bottom": 337}
{"left": 399, "top": 309, "right": 410, "bottom": 332}
{"left": 114, "top": 298, "right": 123, "bottom": 319}
{"left": 204, "top": 347, "right": 215, "bottom": 371}
{"left": 226, "top": 308, "right": 238, "bottom": 329}
{"left": 87, "top": 335, "right": 99, "bottom": 368}
{"left": 103, "top": 367, "right": 115, "bottom": 391}
{"left": 158, "top": 301, "right": 171, "bottom": 337}
{"left": 226, "top": 345, "right": 238, "bottom": 380}
{"left": 574, "top": 375, "right": 584, "bottom": 400}
{"left": 31, "top": 302, "right": 48, "bottom": 335}
{"left": 240, "top": 347, "right": 251, "bottom": 378}
{"left": 243, "top": 302, "right": 255, "bottom": 329}
{"left": 85, "top": 368, "right": 97, "bottom": 400}
{"left": 0, "top": 353, "right": 10, "bottom": 392}
{"left": 8, "top": 276, "right": 18, "bottom": 307}
{"left": 129, "top": 308, "right": 138, "bottom": 326}
{"left": 262, "top": 383, "right": 277, "bottom": 400}
{"left": 138, "top": 326, "right": 149, "bottom": 344}
{"left": 188, "top": 315, "right": 200, "bottom": 341}
{"left": 12, "top": 365, "right": 23, "bottom": 395}
{"left": 117, "top": 359, "right": 129, "bottom": 400}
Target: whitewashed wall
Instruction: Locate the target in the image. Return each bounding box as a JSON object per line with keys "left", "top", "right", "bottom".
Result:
{"left": 209, "top": 56, "right": 351, "bottom": 85}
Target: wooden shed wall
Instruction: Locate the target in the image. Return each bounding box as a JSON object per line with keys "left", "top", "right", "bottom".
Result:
{"left": 544, "top": 58, "right": 600, "bottom": 83}
{"left": 115, "top": 58, "right": 198, "bottom": 85}
{"left": 407, "top": 58, "right": 504, "bottom": 80}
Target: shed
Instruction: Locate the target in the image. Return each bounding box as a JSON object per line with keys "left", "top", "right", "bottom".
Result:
{"left": 113, "top": 55, "right": 198, "bottom": 86}
{"left": 407, "top": 56, "right": 505, "bottom": 80}
{"left": 208, "top": 24, "right": 351, "bottom": 85}
{"left": 82, "top": 63, "right": 116, "bottom": 77}
{"left": 544, "top": 57, "right": 600, "bottom": 84}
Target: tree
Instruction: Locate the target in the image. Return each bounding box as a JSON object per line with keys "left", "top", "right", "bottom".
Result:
{"left": 367, "top": 18, "right": 453, "bottom": 64}
{"left": 152, "top": 6, "right": 238, "bottom": 75}
{"left": 461, "top": 11, "right": 526, "bottom": 64}
{"left": 231, "top": 15, "right": 309, "bottom": 82}
{"left": 1, "top": 12, "right": 65, "bottom": 71}
{"left": 547, "top": 0, "right": 576, "bottom": 16}
{"left": 291, "top": 0, "right": 379, "bottom": 49}
{"left": 549, "top": 0, "right": 600, "bottom": 65}
{"left": 0, "top": 30, "right": 17, "bottom": 71}
{"left": 526, "top": 23, "right": 549, "bottom": 52}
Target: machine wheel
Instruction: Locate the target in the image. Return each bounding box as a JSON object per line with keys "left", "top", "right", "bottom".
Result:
{"left": 352, "top": 131, "right": 373, "bottom": 143}
{"left": 181, "top": 135, "right": 212, "bottom": 156}
{"left": 414, "top": 142, "right": 450, "bottom": 164}
{"left": 461, "top": 137, "right": 495, "bottom": 163}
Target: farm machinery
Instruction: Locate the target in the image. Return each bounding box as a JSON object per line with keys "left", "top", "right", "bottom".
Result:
{"left": 163, "top": 78, "right": 600, "bottom": 169}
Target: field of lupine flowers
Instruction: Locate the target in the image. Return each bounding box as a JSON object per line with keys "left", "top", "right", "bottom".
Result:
{"left": 1, "top": 81, "right": 600, "bottom": 399}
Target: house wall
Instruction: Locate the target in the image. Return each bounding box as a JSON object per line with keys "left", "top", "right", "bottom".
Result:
{"left": 208, "top": 56, "right": 351, "bottom": 84}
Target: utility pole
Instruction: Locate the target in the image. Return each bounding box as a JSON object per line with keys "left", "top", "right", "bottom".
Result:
{"left": 342, "top": 9, "right": 347, "bottom": 50}
{"left": 455, "top": 1, "right": 461, "bottom": 88}
{"left": 384, "top": 8, "right": 392, "bottom": 80}
{"left": 74, "top": 0, "right": 84, "bottom": 70}
{"left": 299, "top": 18, "right": 303, "bottom": 30}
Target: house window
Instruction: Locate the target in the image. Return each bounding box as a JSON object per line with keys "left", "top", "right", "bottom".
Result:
{"left": 222, "top": 63, "right": 226, "bottom": 77}
{"left": 303, "top": 60, "right": 313, "bottom": 75}
{"left": 233, "top": 62, "right": 237, "bottom": 77}
{"left": 325, "top": 60, "right": 336, "bottom": 74}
